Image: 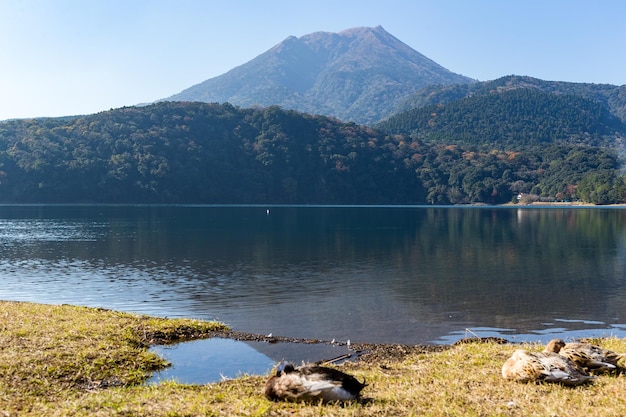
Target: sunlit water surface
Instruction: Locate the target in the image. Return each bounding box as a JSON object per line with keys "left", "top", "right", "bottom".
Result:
{"left": 1, "top": 205, "right": 625, "bottom": 383}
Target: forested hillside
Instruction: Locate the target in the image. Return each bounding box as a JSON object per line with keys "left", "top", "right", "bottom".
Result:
{"left": 375, "top": 84, "right": 626, "bottom": 205}
{"left": 377, "top": 88, "right": 625, "bottom": 148}
{"left": 0, "top": 102, "right": 421, "bottom": 204}
{"left": 393, "top": 75, "right": 626, "bottom": 123}
{"left": 0, "top": 101, "right": 624, "bottom": 205}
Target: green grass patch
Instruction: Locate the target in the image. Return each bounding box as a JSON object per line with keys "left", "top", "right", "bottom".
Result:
{"left": 2, "top": 300, "right": 626, "bottom": 416}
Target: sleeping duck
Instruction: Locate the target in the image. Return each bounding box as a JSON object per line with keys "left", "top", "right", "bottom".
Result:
{"left": 502, "top": 348, "right": 595, "bottom": 386}
{"left": 264, "top": 361, "right": 367, "bottom": 403}
{"left": 544, "top": 338, "right": 626, "bottom": 373}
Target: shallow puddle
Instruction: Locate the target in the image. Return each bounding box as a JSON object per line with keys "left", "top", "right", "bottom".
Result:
{"left": 147, "top": 338, "right": 355, "bottom": 384}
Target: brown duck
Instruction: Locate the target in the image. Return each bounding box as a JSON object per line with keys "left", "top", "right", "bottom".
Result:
{"left": 544, "top": 338, "right": 626, "bottom": 373}
{"left": 502, "top": 348, "right": 594, "bottom": 386}
{"left": 264, "top": 361, "right": 367, "bottom": 403}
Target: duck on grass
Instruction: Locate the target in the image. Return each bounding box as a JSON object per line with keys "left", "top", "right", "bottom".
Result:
{"left": 502, "top": 338, "right": 626, "bottom": 386}
{"left": 264, "top": 361, "right": 367, "bottom": 403}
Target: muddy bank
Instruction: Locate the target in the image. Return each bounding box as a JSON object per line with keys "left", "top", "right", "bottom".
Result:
{"left": 144, "top": 326, "right": 508, "bottom": 364}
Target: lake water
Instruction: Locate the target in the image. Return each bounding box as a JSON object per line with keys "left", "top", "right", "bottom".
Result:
{"left": 1, "top": 205, "right": 625, "bottom": 382}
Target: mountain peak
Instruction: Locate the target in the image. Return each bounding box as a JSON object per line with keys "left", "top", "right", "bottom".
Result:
{"left": 163, "top": 26, "right": 475, "bottom": 124}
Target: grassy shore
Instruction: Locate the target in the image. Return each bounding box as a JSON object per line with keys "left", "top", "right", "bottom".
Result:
{"left": 2, "top": 300, "right": 626, "bottom": 416}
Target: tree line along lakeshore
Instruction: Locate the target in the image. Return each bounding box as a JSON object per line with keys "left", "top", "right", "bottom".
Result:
{"left": 0, "top": 99, "right": 624, "bottom": 205}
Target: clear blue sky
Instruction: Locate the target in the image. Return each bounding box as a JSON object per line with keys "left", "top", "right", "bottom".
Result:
{"left": 1, "top": 0, "right": 625, "bottom": 121}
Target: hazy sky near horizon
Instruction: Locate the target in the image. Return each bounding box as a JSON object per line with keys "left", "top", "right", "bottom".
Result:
{"left": 1, "top": 0, "right": 625, "bottom": 121}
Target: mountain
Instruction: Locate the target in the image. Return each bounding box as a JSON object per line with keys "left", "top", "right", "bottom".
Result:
{"left": 162, "top": 26, "right": 475, "bottom": 125}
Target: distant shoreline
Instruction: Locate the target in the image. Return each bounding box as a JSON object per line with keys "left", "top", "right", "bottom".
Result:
{"left": 506, "top": 201, "right": 626, "bottom": 207}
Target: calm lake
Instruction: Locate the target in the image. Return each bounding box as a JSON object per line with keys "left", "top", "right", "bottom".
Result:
{"left": 2, "top": 205, "right": 626, "bottom": 351}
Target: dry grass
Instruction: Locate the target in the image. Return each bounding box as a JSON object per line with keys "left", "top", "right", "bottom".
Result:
{"left": 2, "top": 301, "right": 626, "bottom": 416}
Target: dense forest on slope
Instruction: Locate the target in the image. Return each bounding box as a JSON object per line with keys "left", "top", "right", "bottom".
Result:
{"left": 376, "top": 88, "right": 626, "bottom": 148}
{"left": 0, "top": 101, "right": 624, "bottom": 205}
{"left": 0, "top": 102, "right": 422, "bottom": 204}
{"left": 393, "top": 75, "right": 626, "bottom": 123}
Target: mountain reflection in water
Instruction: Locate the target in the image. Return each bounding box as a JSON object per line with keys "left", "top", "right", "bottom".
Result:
{"left": 0, "top": 205, "right": 625, "bottom": 346}
{"left": 147, "top": 338, "right": 354, "bottom": 384}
